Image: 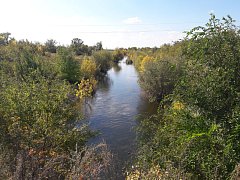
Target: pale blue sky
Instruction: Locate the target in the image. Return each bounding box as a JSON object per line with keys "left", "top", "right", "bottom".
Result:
{"left": 1, "top": 0, "right": 240, "bottom": 48}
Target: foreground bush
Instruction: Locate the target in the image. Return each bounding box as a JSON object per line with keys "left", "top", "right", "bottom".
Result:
{"left": 0, "top": 35, "right": 117, "bottom": 179}
{"left": 132, "top": 14, "right": 240, "bottom": 179}
{"left": 0, "top": 141, "right": 113, "bottom": 179}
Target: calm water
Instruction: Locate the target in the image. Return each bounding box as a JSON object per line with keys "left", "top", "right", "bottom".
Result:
{"left": 87, "top": 58, "right": 157, "bottom": 177}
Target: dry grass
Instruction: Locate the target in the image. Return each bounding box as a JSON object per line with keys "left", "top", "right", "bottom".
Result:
{"left": 0, "top": 142, "right": 115, "bottom": 180}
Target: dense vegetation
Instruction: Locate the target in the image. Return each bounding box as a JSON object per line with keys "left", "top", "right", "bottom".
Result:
{"left": 0, "top": 36, "right": 122, "bottom": 179}
{"left": 128, "top": 41, "right": 184, "bottom": 102}
{"left": 1, "top": 14, "right": 239, "bottom": 179}
{"left": 127, "top": 15, "right": 240, "bottom": 179}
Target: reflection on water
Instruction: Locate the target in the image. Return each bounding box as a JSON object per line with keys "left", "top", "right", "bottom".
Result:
{"left": 112, "top": 62, "right": 122, "bottom": 73}
{"left": 87, "top": 58, "right": 157, "bottom": 177}
{"left": 97, "top": 75, "right": 113, "bottom": 92}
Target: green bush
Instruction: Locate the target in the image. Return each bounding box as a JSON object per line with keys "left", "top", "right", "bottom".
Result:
{"left": 57, "top": 47, "right": 81, "bottom": 83}
{"left": 113, "top": 48, "right": 125, "bottom": 62}
{"left": 0, "top": 49, "right": 92, "bottom": 178}
{"left": 44, "top": 39, "right": 57, "bottom": 53}
{"left": 134, "top": 14, "right": 240, "bottom": 179}
{"left": 139, "top": 59, "right": 183, "bottom": 102}
{"left": 172, "top": 14, "right": 240, "bottom": 178}
{"left": 92, "top": 50, "right": 113, "bottom": 75}
{"left": 0, "top": 36, "right": 114, "bottom": 179}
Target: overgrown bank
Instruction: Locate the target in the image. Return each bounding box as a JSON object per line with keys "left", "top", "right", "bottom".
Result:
{"left": 0, "top": 36, "right": 125, "bottom": 179}
{"left": 1, "top": 14, "right": 240, "bottom": 179}
{"left": 127, "top": 15, "right": 240, "bottom": 179}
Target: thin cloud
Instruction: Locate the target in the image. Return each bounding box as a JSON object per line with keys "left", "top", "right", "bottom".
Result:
{"left": 123, "top": 17, "right": 142, "bottom": 24}
{"left": 209, "top": 10, "right": 215, "bottom": 14}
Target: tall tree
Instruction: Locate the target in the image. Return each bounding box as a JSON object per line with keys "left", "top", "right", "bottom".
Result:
{"left": 71, "top": 38, "right": 85, "bottom": 55}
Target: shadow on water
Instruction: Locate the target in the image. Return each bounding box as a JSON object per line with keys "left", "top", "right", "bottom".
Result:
{"left": 97, "top": 75, "right": 113, "bottom": 92}
{"left": 112, "top": 62, "right": 122, "bottom": 74}
{"left": 86, "top": 59, "right": 158, "bottom": 179}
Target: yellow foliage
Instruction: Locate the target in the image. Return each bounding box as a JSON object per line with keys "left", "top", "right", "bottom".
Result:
{"left": 80, "top": 56, "right": 97, "bottom": 78}
{"left": 9, "top": 39, "right": 17, "bottom": 45}
{"left": 126, "top": 169, "right": 140, "bottom": 180}
{"left": 138, "top": 55, "right": 144, "bottom": 60}
{"left": 37, "top": 44, "right": 43, "bottom": 52}
{"left": 76, "top": 78, "right": 97, "bottom": 99}
{"left": 140, "top": 55, "right": 154, "bottom": 72}
{"left": 172, "top": 101, "right": 185, "bottom": 110}
{"left": 126, "top": 165, "right": 162, "bottom": 180}
{"left": 49, "top": 150, "right": 57, "bottom": 157}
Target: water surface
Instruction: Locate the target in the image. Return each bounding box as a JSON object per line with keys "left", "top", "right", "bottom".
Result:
{"left": 87, "top": 58, "right": 157, "bottom": 176}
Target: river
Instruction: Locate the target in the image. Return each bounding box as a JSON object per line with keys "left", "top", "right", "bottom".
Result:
{"left": 87, "top": 58, "right": 157, "bottom": 178}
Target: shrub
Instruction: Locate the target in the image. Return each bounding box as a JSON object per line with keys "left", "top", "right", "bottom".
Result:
{"left": 57, "top": 47, "right": 81, "bottom": 83}
{"left": 80, "top": 56, "right": 97, "bottom": 78}
{"left": 75, "top": 78, "right": 97, "bottom": 99}
{"left": 93, "top": 50, "right": 113, "bottom": 75}
{"left": 139, "top": 55, "right": 155, "bottom": 72}
{"left": 44, "top": 39, "right": 57, "bottom": 53}
{"left": 0, "top": 35, "right": 113, "bottom": 179}
{"left": 113, "top": 48, "right": 125, "bottom": 62}
{"left": 135, "top": 14, "right": 240, "bottom": 179}
{"left": 139, "top": 58, "right": 183, "bottom": 102}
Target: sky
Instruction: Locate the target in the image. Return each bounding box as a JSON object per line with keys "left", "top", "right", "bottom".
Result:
{"left": 1, "top": 0, "right": 240, "bottom": 48}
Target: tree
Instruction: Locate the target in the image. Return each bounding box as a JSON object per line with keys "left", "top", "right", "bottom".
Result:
{"left": 71, "top": 38, "right": 85, "bottom": 55}
{"left": 95, "top": 41, "right": 103, "bottom": 51}
{"left": 44, "top": 39, "right": 57, "bottom": 53}
{"left": 0, "top": 32, "right": 11, "bottom": 45}
{"left": 71, "top": 38, "right": 83, "bottom": 46}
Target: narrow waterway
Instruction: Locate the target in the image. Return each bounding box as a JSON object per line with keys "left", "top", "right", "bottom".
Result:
{"left": 87, "top": 58, "right": 157, "bottom": 177}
